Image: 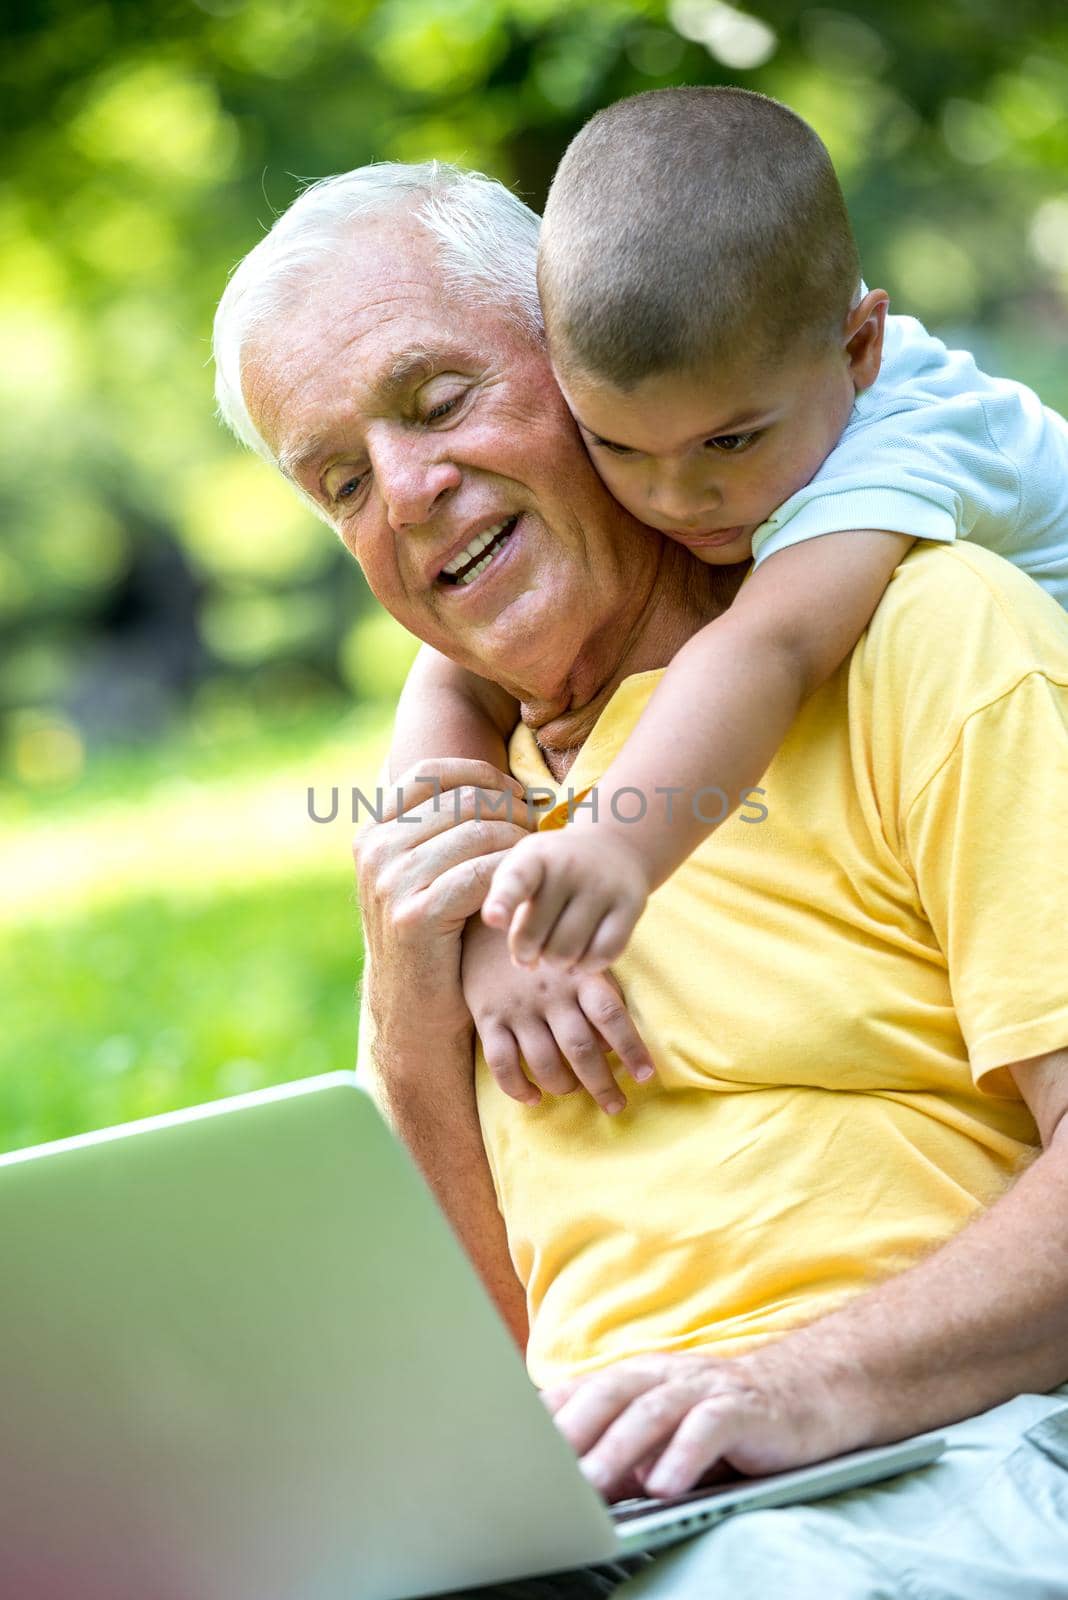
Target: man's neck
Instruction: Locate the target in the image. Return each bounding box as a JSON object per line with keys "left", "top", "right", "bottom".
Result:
{"left": 521, "top": 546, "right": 747, "bottom": 781}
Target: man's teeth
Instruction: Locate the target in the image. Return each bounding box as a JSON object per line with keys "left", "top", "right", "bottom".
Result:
{"left": 441, "top": 520, "right": 511, "bottom": 579}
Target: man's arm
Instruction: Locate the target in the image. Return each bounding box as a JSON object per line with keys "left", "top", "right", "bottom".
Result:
{"left": 389, "top": 644, "right": 519, "bottom": 782}
{"left": 354, "top": 760, "right": 532, "bottom": 1353}
{"left": 743, "top": 1045, "right": 1068, "bottom": 1444}
{"left": 546, "top": 1046, "right": 1068, "bottom": 1498}
{"left": 361, "top": 977, "right": 529, "bottom": 1353}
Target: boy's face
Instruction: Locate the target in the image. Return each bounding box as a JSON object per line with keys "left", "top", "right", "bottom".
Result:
{"left": 555, "top": 303, "right": 885, "bottom": 564}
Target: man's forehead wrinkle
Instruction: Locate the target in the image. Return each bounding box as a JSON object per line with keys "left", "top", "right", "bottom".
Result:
{"left": 278, "top": 344, "right": 449, "bottom": 483}
{"left": 257, "top": 308, "right": 407, "bottom": 478}
{"left": 252, "top": 226, "right": 470, "bottom": 476}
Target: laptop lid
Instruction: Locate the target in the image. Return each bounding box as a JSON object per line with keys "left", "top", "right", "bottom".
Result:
{"left": 0, "top": 1074, "right": 621, "bottom": 1600}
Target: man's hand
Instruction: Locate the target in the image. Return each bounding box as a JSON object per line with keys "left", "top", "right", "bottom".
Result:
{"left": 355, "top": 760, "right": 535, "bottom": 1046}
{"left": 481, "top": 827, "right": 651, "bottom": 972}
{"left": 462, "top": 916, "right": 655, "bottom": 1115}
{"left": 540, "top": 1351, "right": 841, "bottom": 1503}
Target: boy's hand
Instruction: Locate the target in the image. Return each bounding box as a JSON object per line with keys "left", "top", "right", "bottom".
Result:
{"left": 462, "top": 917, "right": 655, "bottom": 1115}
{"left": 480, "top": 828, "right": 650, "bottom": 973}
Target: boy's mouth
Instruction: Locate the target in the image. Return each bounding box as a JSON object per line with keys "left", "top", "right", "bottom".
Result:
{"left": 663, "top": 525, "right": 748, "bottom": 549}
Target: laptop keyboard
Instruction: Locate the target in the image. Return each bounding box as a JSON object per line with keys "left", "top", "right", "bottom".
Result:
{"left": 610, "top": 1478, "right": 743, "bottom": 1523}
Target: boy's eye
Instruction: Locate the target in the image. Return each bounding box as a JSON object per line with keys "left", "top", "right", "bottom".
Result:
{"left": 591, "top": 436, "right": 635, "bottom": 456}
{"left": 704, "top": 431, "right": 759, "bottom": 454}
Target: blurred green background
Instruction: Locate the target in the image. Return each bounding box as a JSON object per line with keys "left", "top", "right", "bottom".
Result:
{"left": 3, "top": 0, "right": 1068, "bottom": 1152}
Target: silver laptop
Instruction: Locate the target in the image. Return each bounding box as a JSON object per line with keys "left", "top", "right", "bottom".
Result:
{"left": 0, "top": 1073, "right": 943, "bottom": 1599}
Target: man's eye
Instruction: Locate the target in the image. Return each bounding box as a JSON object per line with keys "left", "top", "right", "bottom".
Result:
{"left": 705, "top": 431, "right": 759, "bottom": 454}
{"left": 334, "top": 473, "right": 366, "bottom": 502}
{"left": 424, "top": 394, "right": 463, "bottom": 423}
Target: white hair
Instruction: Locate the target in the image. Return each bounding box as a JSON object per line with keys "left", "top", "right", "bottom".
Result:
{"left": 212, "top": 161, "right": 543, "bottom": 465}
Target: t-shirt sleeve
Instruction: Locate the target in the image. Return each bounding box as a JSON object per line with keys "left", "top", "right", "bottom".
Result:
{"left": 902, "top": 669, "right": 1068, "bottom": 1094}
{"left": 752, "top": 390, "right": 1021, "bottom": 567}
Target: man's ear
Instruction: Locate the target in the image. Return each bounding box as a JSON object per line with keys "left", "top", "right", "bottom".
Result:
{"left": 843, "top": 288, "right": 889, "bottom": 393}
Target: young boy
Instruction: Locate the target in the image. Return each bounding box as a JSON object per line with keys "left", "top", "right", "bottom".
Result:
{"left": 391, "top": 86, "right": 1068, "bottom": 1114}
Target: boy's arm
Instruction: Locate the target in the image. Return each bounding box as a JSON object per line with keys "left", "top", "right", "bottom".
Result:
{"left": 484, "top": 530, "right": 914, "bottom": 968}
{"left": 389, "top": 643, "right": 520, "bottom": 782}
{"left": 585, "top": 528, "right": 917, "bottom": 885}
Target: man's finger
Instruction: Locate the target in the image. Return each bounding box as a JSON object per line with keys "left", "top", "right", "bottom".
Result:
{"left": 642, "top": 1395, "right": 743, "bottom": 1498}
{"left": 550, "top": 1365, "right": 663, "bottom": 1458}
{"left": 357, "top": 795, "right": 533, "bottom": 903}
{"left": 383, "top": 821, "right": 530, "bottom": 919}
{"left": 410, "top": 848, "right": 520, "bottom": 931}
{"left": 578, "top": 1381, "right": 707, "bottom": 1498}
{"left": 539, "top": 1378, "right": 584, "bottom": 1415}
{"left": 394, "top": 784, "right": 535, "bottom": 843}
{"left": 379, "top": 760, "right": 526, "bottom": 824}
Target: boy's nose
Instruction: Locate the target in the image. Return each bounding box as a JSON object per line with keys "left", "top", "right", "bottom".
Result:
{"left": 646, "top": 474, "right": 722, "bottom": 527}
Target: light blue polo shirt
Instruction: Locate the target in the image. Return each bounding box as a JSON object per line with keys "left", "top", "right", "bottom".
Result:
{"left": 751, "top": 303, "right": 1068, "bottom": 610}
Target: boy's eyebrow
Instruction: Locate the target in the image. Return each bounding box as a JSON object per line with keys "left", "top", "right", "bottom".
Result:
{"left": 575, "top": 407, "right": 770, "bottom": 449}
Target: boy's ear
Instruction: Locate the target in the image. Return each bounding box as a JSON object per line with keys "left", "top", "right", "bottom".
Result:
{"left": 842, "top": 288, "right": 889, "bottom": 392}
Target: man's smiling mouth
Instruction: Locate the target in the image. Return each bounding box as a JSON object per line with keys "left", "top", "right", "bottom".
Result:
{"left": 438, "top": 517, "right": 519, "bottom": 587}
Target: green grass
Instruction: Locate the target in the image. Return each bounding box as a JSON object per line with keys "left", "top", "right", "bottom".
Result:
{"left": 0, "top": 704, "right": 390, "bottom": 1155}
{"left": 0, "top": 870, "right": 364, "bottom": 1154}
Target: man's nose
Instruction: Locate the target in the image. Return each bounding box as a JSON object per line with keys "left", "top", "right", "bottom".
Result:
{"left": 374, "top": 437, "right": 462, "bottom": 531}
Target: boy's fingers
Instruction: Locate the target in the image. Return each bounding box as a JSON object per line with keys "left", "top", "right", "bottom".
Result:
{"left": 545, "top": 1009, "right": 627, "bottom": 1115}
{"left": 578, "top": 976, "right": 656, "bottom": 1085}
{"left": 482, "top": 852, "right": 544, "bottom": 929}
{"left": 513, "top": 1022, "right": 581, "bottom": 1098}
{"left": 576, "top": 904, "right": 643, "bottom": 973}
{"left": 480, "top": 1024, "right": 541, "bottom": 1107}
{"left": 508, "top": 877, "right": 573, "bottom": 967}
{"left": 539, "top": 893, "right": 613, "bottom": 968}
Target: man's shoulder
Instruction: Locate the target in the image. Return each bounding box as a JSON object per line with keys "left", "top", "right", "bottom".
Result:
{"left": 855, "top": 542, "right": 1068, "bottom": 709}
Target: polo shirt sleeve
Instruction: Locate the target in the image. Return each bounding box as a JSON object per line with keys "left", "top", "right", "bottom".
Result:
{"left": 896, "top": 594, "right": 1068, "bottom": 1096}
{"left": 751, "top": 391, "right": 1021, "bottom": 567}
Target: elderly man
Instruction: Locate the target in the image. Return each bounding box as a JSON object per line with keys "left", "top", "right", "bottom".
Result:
{"left": 213, "top": 163, "right": 1068, "bottom": 1596}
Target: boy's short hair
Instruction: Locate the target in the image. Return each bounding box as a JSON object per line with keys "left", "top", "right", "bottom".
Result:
{"left": 539, "top": 86, "right": 861, "bottom": 388}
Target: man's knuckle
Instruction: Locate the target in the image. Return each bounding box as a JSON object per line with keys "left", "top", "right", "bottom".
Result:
{"left": 390, "top": 895, "right": 423, "bottom": 935}
{"left": 689, "top": 1395, "right": 733, "bottom": 1429}
{"left": 470, "top": 854, "right": 500, "bottom": 886}
{"left": 633, "top": 1390, "right": 673, "bottom": 1424}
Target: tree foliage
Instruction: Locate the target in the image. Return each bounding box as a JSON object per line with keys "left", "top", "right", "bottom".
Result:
{"left": 4, "top": 0, "right": 1068, "bottom": 786}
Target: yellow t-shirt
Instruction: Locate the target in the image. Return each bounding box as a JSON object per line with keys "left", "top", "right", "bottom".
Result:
{"left": 474, "top": 543, "right": 1068, "bottom": 1389}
